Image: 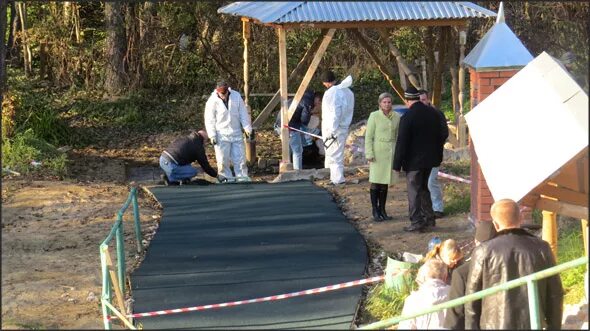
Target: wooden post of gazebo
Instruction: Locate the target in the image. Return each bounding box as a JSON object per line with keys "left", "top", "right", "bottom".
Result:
{"left": 277, "top": 27, "right": 292, "bottom": 172}
{"left": 242, "top": 18, "right": 256, "bottom": 166}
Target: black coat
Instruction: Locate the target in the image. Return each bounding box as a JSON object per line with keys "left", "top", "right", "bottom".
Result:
{"left": 443, "top": 260, "right": 470, "bottom": 330}
{"left": 465, "top": 228, "right": 563, "bottom": 330}
{"left": 392, "top": 101, "right": 447, "bottom": 171}
{"left": 165, "top": 132, "right": 218, "bottom": 178}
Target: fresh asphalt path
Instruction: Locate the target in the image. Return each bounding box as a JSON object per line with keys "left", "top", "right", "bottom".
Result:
{"left": 131, "top": 180, "right": 368, "bottom": 329}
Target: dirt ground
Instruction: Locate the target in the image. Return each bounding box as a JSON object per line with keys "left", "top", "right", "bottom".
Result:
{"left": 1, "top": 129, "right": 473, "bottom": 329}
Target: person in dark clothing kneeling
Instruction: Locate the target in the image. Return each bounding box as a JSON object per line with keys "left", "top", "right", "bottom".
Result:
{"left": 159, "top": 130, "right": 226, "bottom": 185}
{"left": 443, "top": 221, "right": 497, "bottom": 329}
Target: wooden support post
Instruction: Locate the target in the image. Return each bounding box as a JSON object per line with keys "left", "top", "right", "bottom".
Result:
{"left": 242, "top": 18, "right": 256, "bottom": 166}
{"left": 542, "top": 210, "right": 558, "bottom": 261}
{"left": 252, "top": 30, "right": 328, "bottom": 128}
{"left": 582, "top": 219, "right": 588, "bottom": 256}
{"left": 103, "top": 247, "right": 127, "bottom": 318}
{"left": 348, "top": 29, "right": 405, "bottom": 102}
{"left": 458, "top": 28, "right": 467, "bottom": 147}
{"left": 277, "top": 27, "right": 292, "bottom": 172}
{"left": 286, "top": 29, "right": 335, "bottom": 122}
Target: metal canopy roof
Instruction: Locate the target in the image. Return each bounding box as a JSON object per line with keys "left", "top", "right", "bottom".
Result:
{"left": 218, "top": 1, "right": 497, "bottom": 24}
{"left": 463, "top": 3, "right": 533, "bottom": 70}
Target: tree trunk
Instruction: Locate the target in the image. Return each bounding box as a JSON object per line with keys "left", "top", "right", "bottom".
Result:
{"left": 424, "top": 27, "right": 435, "bottom": 93}
{"left": 17, "top": 2, "right": 32, "bottom": 76}
{"left": 431, "top": 27, "right": 449, "bottom": 108}
{"left": 104, "top": 1, "right": 127, "bottom": 95}
{"left": 6, "top": 1, "right": 16, "bottom": 59}
{"left": 125, "top": 2, "right": 142, "bottom": 89}
{"left": 1, "top": 0, "right": 8, "bottom": 95}
{"left": 73, "top": 2, "right": 81, "bottom": 44}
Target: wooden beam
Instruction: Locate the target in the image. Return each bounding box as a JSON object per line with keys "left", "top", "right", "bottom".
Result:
{"left": 534, "top": 182, "right": 589, "bottom": 206}
{"left": 277, "top": 27, "right": 292, "bottom": 172}
{"left": 582, "top": 219, "right": 588, "bottom": 256}
{"left": 348, "top": 28, "right": 405, "bottom": 102}
{"left": 104, "top": 248, "right": 127, "bottom": 318}
{"left": 542, "top": 210, "right": 558, "bottom": 260}
{"left": 276, "top": 19, "right": 468, "bottom": 30}
{"left": 535, "top": 197, "right": 589, "bottom": 220}
{"left": 252, "top": 30, "right": 329, "bottom": 128}
{"left": 287, "top": 29, "right": 335, "bottom": 122}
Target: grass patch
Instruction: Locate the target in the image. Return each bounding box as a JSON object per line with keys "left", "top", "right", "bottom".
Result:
{"left": 2, "top": 129, "right": 67, "bottom": 178}
{"left": 365, "top": 283, "right": 415, "bottom": 321}
{"left": 438, "top": 159, "right": 471, "bottom": 215}
{"left": 443, "top": 182, "right": 470, "bottom": 216}
{"left": 557, "top": 227, "right": 587, "bottom": 304}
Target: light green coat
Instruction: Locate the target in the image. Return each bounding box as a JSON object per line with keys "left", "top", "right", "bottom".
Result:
{"left": 365, "top": 110, "right": 401, "bottom": 184}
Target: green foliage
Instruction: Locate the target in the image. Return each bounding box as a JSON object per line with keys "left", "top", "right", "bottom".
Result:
{"left": 365, "top": 283, "right": 415, "bottom": 321}
{"left": 441, "top": 160, "right": 470, "bottom": 177}
{"left": 557, "top": 227, "right": 586, "bottom": 304}
{"left": 2, "top": 129, "right": 67, "bottom": 177}
{"left": 8, "top": 70, "right": 74, "bottom": 146}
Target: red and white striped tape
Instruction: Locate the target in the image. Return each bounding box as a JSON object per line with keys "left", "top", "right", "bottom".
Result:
{"left": 109, "top": 275, "right": 385, "bottom": 320}
{"left": 437, "top": 171, "right": 471, "bottom": 184}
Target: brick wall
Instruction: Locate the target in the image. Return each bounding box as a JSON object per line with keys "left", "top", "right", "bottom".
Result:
{"left": 469, "top": 68, "right": 520, "bottom": 223}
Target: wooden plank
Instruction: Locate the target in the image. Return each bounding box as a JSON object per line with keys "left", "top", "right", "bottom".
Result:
{"left": 348, "top": 28, "right": 405, "bottom": 102}
{"left": 535, "top": 197, "right": 589, "bottom": 219}
{"left": 287, "top": 29, "right": 335, "bottom": 122}
{"left": 277, "top": 27, "right": 291, "bottom": 171}
{"left": 101, "top": 300, "right": 136, "bottom": 330}
{"left": 252, "top": 30, "right": 328, "bottom": 128}
{"left": 275, "top": 19, "right": 468, "bottom": 30}
{"left": 534, "top": 182, "right": 589, "bottom": 206}
{"left": 549, "top": 148, "right": 589, "bottom": 192}
{"left": 104, "top": 248, "right": 127, "bottom": 318}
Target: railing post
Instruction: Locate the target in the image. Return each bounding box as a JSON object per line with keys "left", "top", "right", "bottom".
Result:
{"left": 132, "top": 188, "right": 142, "bottom": 253}
{"left": 100, "top": 245, "right": 112, "bottom": 330}
{"left": 527, "top": 279, "right": 542, "bottom": 329}
{"left": 116, "top": 218, "right": 125, "bottom": 294}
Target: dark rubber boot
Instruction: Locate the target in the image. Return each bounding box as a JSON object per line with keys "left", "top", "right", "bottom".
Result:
{"left": 370, "top": 189, "right": 383, "bottom": 222}
{"left": 378, "top": 187, "right": 393, "bottom": 220}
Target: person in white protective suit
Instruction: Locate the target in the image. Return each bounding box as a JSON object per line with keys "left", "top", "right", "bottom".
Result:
{"left": 204, "top": 80, "right": 253, "bottom": 178}
{"left": 320, "top": 70, "right": 354, "bottom": 185}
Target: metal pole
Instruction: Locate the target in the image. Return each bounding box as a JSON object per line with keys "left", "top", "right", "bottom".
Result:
{"left": 359, "top": 256, "right": 587, "bottom": 329}
{"left": 527, "top": 279, "right": 542, "bottom": 329}
{"left": 100, "top": 245, "right": 112, "bottom": 330}
{"left": 131, "top": 188, "right": 142, "bottom": 253}
{"left": 116, "top": 218, "right": 125, "bottom": 294}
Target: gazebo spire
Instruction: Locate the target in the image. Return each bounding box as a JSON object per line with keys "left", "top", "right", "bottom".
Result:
{"left": 496, "top": 2, "right": 505, "bottom": 24}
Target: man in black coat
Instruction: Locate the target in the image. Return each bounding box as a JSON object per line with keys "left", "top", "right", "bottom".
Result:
{"left": 443, "top": 221, "right": 497, "bottom": 329}
{"left": 393, "top": 86, "right": 447, "bottom": 232}
{"left": 465, "top": 199, "right": 563, "bottom": 329}
{"left": 159, "top": 130, "right": 226, "bottom": 185}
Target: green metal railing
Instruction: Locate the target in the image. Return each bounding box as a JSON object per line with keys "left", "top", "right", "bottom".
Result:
{"left": 359, "top": 256, "right": 588, "bottom": 329}
{"left": 100, "top": 186, "right": 143, "bottom": 330}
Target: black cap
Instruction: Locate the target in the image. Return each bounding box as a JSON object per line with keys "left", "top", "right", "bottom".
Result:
{"left": 475, "top": 221, "right": 497, "bottom": 242}
{"left": 404, "top": 86, "right": 421, "bottom": 100}
{"left": 321, "top": 70, "right": 336, "bottom": 83}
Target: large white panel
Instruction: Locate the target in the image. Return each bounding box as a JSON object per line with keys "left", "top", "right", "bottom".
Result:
{"left": 465, "top": 52, "right": 589, "bottom": 202}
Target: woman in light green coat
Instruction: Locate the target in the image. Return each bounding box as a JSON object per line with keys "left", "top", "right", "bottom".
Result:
{"left": 365, "top": 92, "right": 401, "bottom": 222}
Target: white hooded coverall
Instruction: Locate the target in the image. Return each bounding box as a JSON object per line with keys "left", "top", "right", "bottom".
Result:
{"left": 321, "top": 75, "right": 354, "bottom": 184}
{"left": 204, "top": 88, "right": 252, "bottom": 178}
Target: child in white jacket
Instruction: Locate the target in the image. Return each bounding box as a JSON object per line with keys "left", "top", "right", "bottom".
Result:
{"left": 398, "top": 259, "right": 450, "bottom": 330}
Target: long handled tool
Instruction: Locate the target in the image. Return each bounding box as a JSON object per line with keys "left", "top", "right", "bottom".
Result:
{"left": 282, "top": 125, "right": 337, "bottom": 149}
